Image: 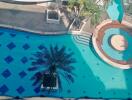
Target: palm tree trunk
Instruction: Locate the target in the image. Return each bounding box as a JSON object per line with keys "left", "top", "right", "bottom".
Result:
{"left": 68, "top": 5, "right": 84, "bottom": 31}
{"left": 68, "top": 18, "right": 76, "bottom": 31}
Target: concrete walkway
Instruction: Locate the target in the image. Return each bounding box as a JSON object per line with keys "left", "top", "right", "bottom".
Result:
{"left": 0, "top": 2, "right": 68, "bottom": 33}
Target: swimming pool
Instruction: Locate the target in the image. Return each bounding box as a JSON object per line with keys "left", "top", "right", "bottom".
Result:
{"left": 0, "top": 27, "right": 132, "bottom": 99}
{"left": 107, "top": 0, "right": 124, "bottom": 22}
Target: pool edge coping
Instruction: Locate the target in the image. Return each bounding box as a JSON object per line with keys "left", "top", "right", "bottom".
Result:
{"left": 0, "top": 24, "right": 82, "bottom": 35}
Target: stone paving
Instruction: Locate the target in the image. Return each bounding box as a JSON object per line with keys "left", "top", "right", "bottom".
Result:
{"left": 0, "top": 1, "right": 68, "bottom": 33}
{"left": 0, "top": 1, "right": 131, "bottom": 34}
{"left": 0, "top": 1, "right": 102, "bottom": 34}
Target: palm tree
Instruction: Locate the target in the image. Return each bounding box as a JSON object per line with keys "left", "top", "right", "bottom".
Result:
{"left": 125, "top": 4, "right": 132, "bottom": 15}
{"left": 28, "top": 45, "right": 76, "bottom": 92}
{"left": 68, "top": 0, "right": 102, "bottom": 28}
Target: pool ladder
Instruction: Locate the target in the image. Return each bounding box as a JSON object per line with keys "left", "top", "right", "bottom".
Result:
{"left": 73, "top": 32, "right": 93, "bottom": 46}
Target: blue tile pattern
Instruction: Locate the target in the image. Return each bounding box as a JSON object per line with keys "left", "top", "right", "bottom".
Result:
{"left": 16, "top": 86, "right": 25, "bottom": 94}
{"left": 34, "top": 87, "right": 40, "bottom": 94}
{"left": 1, "top": 69, "right": 11, "bottom": 78}
{"left": 7, "top": 42, "right": 16, "bottom": 50}
{"left": 22, "top": 43, "right": 30, "bottom": 50}
{"left": 4, "top": 56, "right": 14, "bottom": 64}
{"left": 38, "top": 45, "right": 45, "bottom": 50}
{"left": 10, "top": 33, "right": 16, "bottom": 37}
{"left": 19, "top": 71, "right": 27, "bottom": 78}
{"left": 21, "top": 57, "right": 28, "bottom": 64}
{"left": 0, "top": 32, "right": 3, "bottom": 36}
{"left": 0, "top": 85, "right": 9, "bottom": 94}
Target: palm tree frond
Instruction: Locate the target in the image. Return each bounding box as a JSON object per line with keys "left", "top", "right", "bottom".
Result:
{"left": 28, "top": 45, "right": 76, "bottom": 91}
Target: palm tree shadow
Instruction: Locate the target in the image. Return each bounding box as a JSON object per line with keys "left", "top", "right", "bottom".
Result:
{"left": 28, "top": 45, "right": 77, "bottom": 93}
{"left": 27, "top": 35, "right": 106, "bottom": 98}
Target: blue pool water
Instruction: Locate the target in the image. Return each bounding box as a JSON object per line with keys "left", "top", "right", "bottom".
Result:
{"left": 107, "top": 0, "right": 124, "bottom": 22}
{"left": 0, "top": 27, "right": 132, "bottom": 99}
{"left": 102, "top": 28, "right": 132, "bottom": 61}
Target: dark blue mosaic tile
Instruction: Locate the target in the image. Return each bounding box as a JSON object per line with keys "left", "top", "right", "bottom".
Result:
{"left": 98, "top": 91, "right": 101, "bottom": 94}
{"left": 22, "top": 43, "right": 30, "bottom": 50}
{"left": 19, "top": 71, "right": 27, "bottom": 78}
{"left": 0, "top": 85, "right": 9, "bottom": 94}
{"left": 21, "top": 57, "right": 28, "bottom": 64}
{"left": 14, "top": 96, "right": 21, "bottom": 99}
{"left": 4, "top": 56, "right": 14, "bottom": 64}
{"left": 26, "top": 35, "right": 30, "bottom": 39}
{"left": 34, "top": 87, "right": 40, "bottom": 93}
{"left": 40, "top": 95, "right": 45, "bottom": 97}
{"left": 38, "top": 45, "right": 45, "bottom": 50}
{"left": 10, "top": 33, "right": 16, "bottom": 37}
{"left": 7, "top": 42, "right": 16, "bottom": 50}
{"left": 67, "top": 89, "right": 71, "bottom": 93}
{"left": 1, "top": 69, "right": 11, "bottom": 78}
{"left": 16, "top": 86, "right": 25, "bottom": 94}
{"left": 0, "top": 32, "right": 4, "bottom": 36}
{"left": 83, "top": 90, "right": 86, "bottom": 93}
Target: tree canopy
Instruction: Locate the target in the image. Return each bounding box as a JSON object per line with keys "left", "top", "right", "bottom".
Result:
{"left": 68, "top": 0, "right": 102, "bottom": 25}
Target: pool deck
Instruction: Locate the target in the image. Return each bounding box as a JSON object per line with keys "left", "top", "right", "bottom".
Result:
{"left": 0, "top": 1, "right": 106, "bottom": 34}
{"left": 0, "top": 1, "right": 131, "bottom": 34}
{"left": 0, "top": 2, "right": 69, "bottom": 34}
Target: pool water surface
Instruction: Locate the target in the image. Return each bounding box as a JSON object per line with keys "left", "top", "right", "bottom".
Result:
{"left": 0, "top": 27, "right": 132, "bottom": 99}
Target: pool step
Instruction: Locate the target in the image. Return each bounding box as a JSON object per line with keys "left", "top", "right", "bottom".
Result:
{"left": 73, "top": 32, "right": 93, "bottom": 46}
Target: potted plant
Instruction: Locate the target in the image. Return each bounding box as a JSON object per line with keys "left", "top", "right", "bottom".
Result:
{"left": 46, "top": 9, "right": 60, "bottom": 24}
{"left": 28, "top": 45, "right": 76, "bottom": 92}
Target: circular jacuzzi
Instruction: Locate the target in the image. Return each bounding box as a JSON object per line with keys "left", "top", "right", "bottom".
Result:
{"left": 92, "top": 20, "right": 132, "bottom": 69}
{"left": 110, "top": 34, "right": 128, "bottom": 51}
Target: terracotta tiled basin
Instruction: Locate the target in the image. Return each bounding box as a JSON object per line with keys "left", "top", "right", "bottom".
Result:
{"left": 92, "top": 19, "right": 132, "bottom": 69}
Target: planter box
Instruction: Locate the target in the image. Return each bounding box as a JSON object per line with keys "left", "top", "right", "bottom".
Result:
{"left": 41, "top": 73, "right": 58, "bottom": 90}
{"left": 46, "top": 9, "right": 60, "bottom": 24}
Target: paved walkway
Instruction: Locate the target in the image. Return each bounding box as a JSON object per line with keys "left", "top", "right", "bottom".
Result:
{"left": 0, "top": 2, "right": 68, "bottom": 33}
{"left": 0, "top": 1, "right": 103, "bottom": 34}
{"left": 0, "top": 1, "right": 131, "bottom": 34}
